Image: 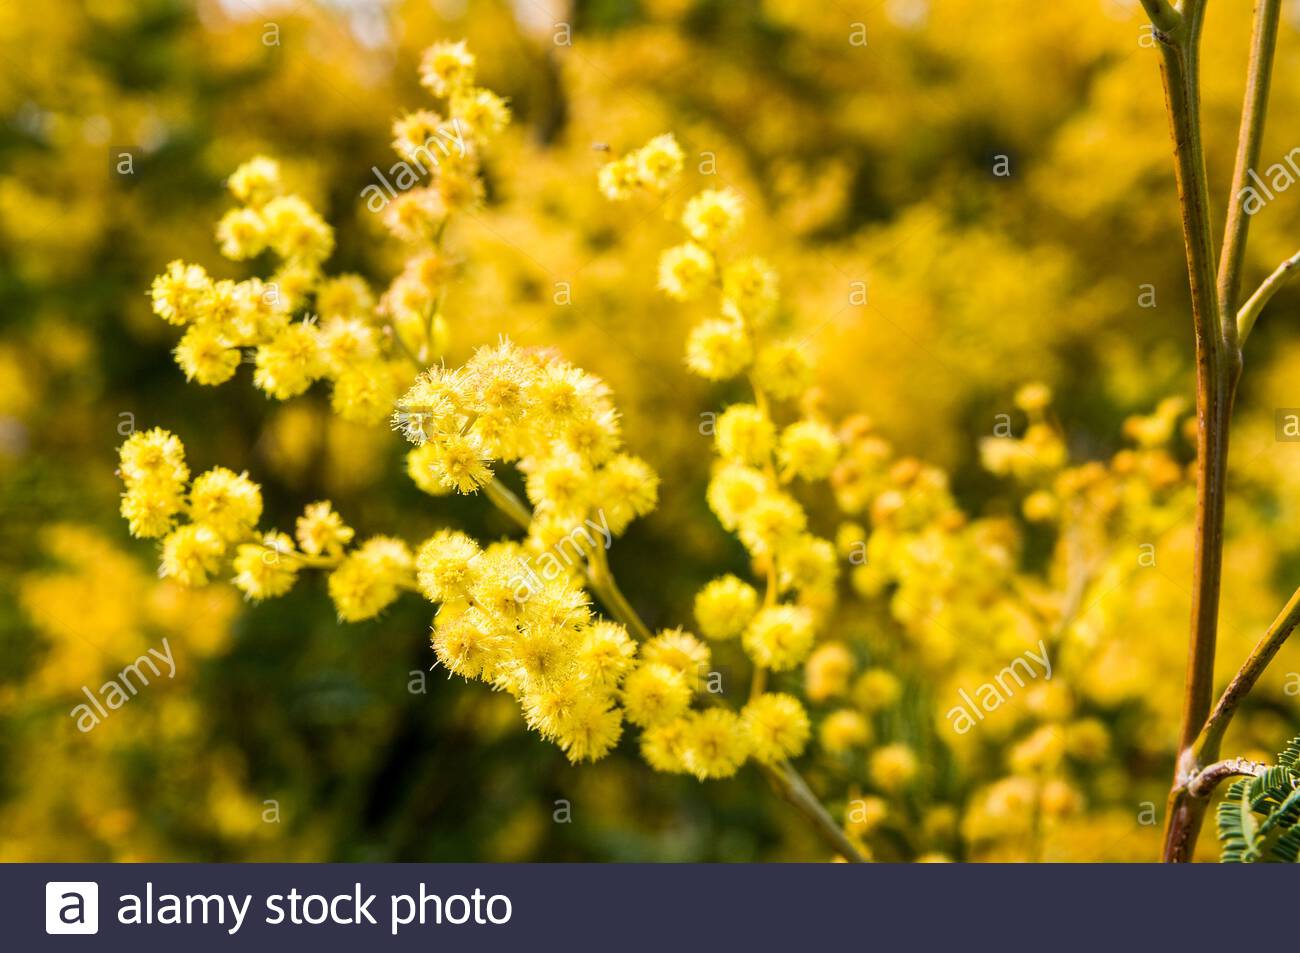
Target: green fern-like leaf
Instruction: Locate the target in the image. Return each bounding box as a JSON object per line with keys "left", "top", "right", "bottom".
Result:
{"left": 1217, "top": 735, "right": 1300, "bottom": 863}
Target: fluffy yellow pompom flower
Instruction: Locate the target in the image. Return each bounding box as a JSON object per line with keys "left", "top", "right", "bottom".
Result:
{"left": 160, "top": 524, "right": 225, "bottom": 586}
{"left": 120, "top": 486, "right": 184, "bottom": 539}
{"left": 854, "top": 667, "right": 902, "bottom": 712}
{"left": 253, "top": 322, "right": 322, "bottom": 399}
{"left": 295, "top": 500, "right": 354, "bottom": 556}
{"left": 779, "top": 536, "right": 838, "bottom": 593}
{"left": 819, "top": 709, "right": 871, "bottom": 754}
{"left": 174, "top": 323, "right": 241, "bottom": 386}
{"left": 753, "top": 339, "right": 814, "bottom": 400}
{"left": 593, "top": 454, "right": 659, "bottom": 534}
{"left": 706, "top": 463, "right": 768, "bottom": 530}
{"left": 118, "top": 428, "right": 190, "bottom": 538}
{"left": 635, "top": 133, "right": 685, "bottom": 190}
{"left": 232, "top": 531, "right": 299, "bottom": 600}
{"left": 737, "top": 491, "right": 807, "bottom": 555}
{"left": 805, "top": 641, "right": 855, "bottom": 701}
{"left": 598, "top": 133, "right": 684, "bottom": 199}
{"left": 577, "top": 621, "right": 637, "bottom": 688}
{"left": 327, "top": 536, "right": 413, "bottom": 622}
{"left": 554, "top": 696, "right": 623, "bottom": 764}
{"left": 227, "top": 156, "right": 283, "bottom": 207}
{"left": 189, "top": 467, "right": 263, "bottom": 543}
{"left": 119, "top": 427, "right": 189, "bottom": 488}
{"left": 681, "top": 188, "right": 744, "bottom": 246}
{"left": 632, "top": 718, "right": 686, "bottom": 774}
{"left": 622, "top": 662, "right": 692, "bottom": 727}
{"left": 451, "top": 88, "right": 511, "bottom": 138}
{"left": 716, "top": 404, "right": 775, "bottom": 466}
{"left": 685, "top": 318, "right": 752, "bottom": 381}
{"left": 742, "top": 605, "right": 814, "bottom": 671}
{"left": 681, "top": 708, "right": 751, "bottom": 780}
{"left": 870, "top": 743, "right": 920, "bottom": 793}
{"left": 742, "top": 693, "right": 810, "bottom": 764}
{"left": 657, "top": 242, "right": 714, "bottom": 301}
{"left": 722, "top": 257, "right": 779, "bottom": 326}
{"left": 778, "top": 421, "right": 840, "bottom": 481}
{"left": 419, "top": 40, "right": 475, "bottom": 97}
{"left": 216, "top": 206, "right": 267, "bottom": 260}
{"left": 415, "top": 529, "right": 481, "bottom": 602}
{"left": 150, "top": 260, "right": 210, "bottom": 325}
{"left": 693, "top": 575, "right": 758, "bottom": 640}
{"left": 641, "top": 628, "right": 710, "bottom": 680}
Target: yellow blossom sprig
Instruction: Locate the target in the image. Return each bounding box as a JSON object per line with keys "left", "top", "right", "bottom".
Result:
{"left": 147, "top": 40, "right": 511, "bottom": 427}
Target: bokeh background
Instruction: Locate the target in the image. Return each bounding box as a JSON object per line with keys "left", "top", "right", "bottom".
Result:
{"left": 4, "top": 0, "right": 1300, "bottom": 861}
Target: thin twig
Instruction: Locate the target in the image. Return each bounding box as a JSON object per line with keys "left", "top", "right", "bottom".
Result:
{"left": 1186, "top": 757, "right": 1267, "bottom": 798}
{"left": 1218, "top": 0, "right": 1282, "bottom": 323}
{"left": 1238, "top": 249, "right": 1300, "bottom": 344}
{"left": 1196, "top": 585, "right": 1300, "bottom": 762}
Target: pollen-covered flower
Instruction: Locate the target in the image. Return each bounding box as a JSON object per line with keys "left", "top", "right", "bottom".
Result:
{"left": 681, "top": 188, "right": 743, "bottom": 245}
{"left": 415, "top": 529, "right": 481, "bottom": 602}
{"left": 327, "top": 536, "right": 413, "bottom": 622}
{"left": 716, "top": 403, "right": 776, "bottom": 466}
{"left": 778, "top": 420, "right": 840, "bottom": 481}
{"left": 188, "top": 467, "right": 262, "bottom": 543}
{"left": 622, "top": 662, "right": 692, "bottom": 727}
{"left": 685, "top": 318, "right": 752, "bottom": 380}
{"left": 577, "top": 621, "right": 637, "bottom": 688}
{"left": 753, "top": 339, "right": 814, "bottom": 400}
{"left": 450, "top": 89, "right": 511, "bottom": 138}
{"left": 681, "top": 708, "right": 750, "bottom": 780}
{"left": 819, "top": 709, "right": 871, "bottom": 754}
{"left": 853, "top": 667, "right": 902, "bottom": 712}
{"left": 295, "top": 500, "right": 354, "bottom": 556}
{"left": 216, "top": 206, "right": 267, "bottom": 260}
{"left": 657, "top": 242, "right": 714, "bottom": 301}
{"left": 160, "top": 523, "right": 226, "bottom": 586}
{"left": 805, "top": 641, "right": 855, "bottom": 701}
{"left": 150, "top": 260, "right": 210, "bottom": 325}
{"left": 870, "top": 743, "right": 919, "bottom": 793}
{"left": 641, "top": 628, "right": 710, "bottom": 680}
{"left": 253, "top": 322, "right": 322, "bottom": 399}
{"left": 232, "top": 531, "right": 298, "bottom": 600}
{"left": 227, "top": 155, "right": 283, "bottom": 207}
{"left": 743, "top": 605, "right": 814, "bottom": 671}
{"left": 634, "top": 133, "right": 685, "bottom": 190}
{"left": 693, "top": 575, "right": 758, "bottom": 640}
{"left": 722, "top": 257, "right": 779, "bottom": 326}
{"left": 743, "top": 693, "right": 810, "bottom": 764}
{"left": 174, "top": 323, "right": 241, "bottom": 386}
{"left": 419, "top": 40, "right": 475, "bottom": 97}
{"left": 706, "top": 463, "right": 769, "bottom": 530}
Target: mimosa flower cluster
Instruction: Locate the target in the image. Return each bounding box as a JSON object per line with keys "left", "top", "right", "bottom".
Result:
{"left": 146, "top": 41, "right": 509, "bottom": 427}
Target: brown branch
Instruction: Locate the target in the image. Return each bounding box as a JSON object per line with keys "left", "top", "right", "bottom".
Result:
{"left": 1186, "top": 757, "right": 1267, "bottom": 798}
{"left": 1143, "top": 0, "right": 1247, "bottom": 862}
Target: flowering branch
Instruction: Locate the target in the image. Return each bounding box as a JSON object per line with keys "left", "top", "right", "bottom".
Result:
{"left": 482, "top": 475, "right": 863, "bottom": 861}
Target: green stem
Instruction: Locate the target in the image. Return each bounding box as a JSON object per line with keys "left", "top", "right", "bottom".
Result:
{"left": 1238, "top": 249, "right": 1300, "bottom": 345}
{"left": 1217, "top": 0, "right": 1281, "bottom": 323}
